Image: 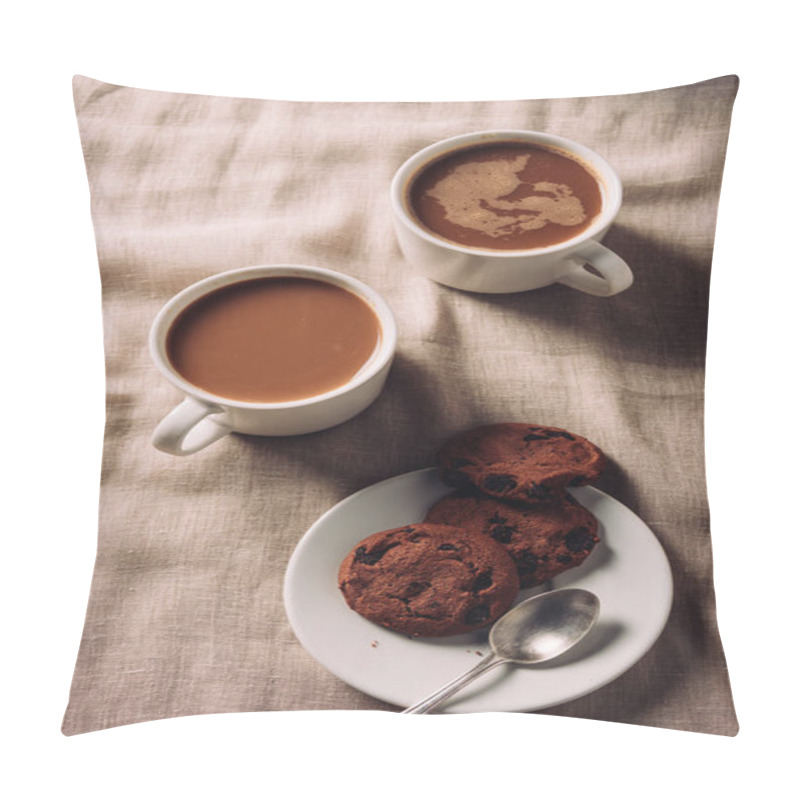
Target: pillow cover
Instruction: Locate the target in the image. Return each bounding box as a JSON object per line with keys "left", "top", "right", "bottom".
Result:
{"left": 63, "top": 74, "right": 739, "bottom": 735}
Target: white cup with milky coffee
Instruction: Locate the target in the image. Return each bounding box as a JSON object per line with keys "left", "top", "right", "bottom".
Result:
{"left": 390, "top": 130, "right": 633, "bottom": 295}
{"left": 149, "top": 265, "right": 397, "bottom": 456}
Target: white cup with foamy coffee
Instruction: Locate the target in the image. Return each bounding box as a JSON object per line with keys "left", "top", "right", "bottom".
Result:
{"left": 390, "top": 130, "right": 633, "bottom": 295}
{"left": 149, "top": 265, "right": 397, "bottom": 456}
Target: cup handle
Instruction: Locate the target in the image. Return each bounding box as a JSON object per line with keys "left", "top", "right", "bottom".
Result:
{"left": 152, "top": 396, "right": 231, "bottom": 456}
{"left": 557, "top": 239, "right": 634, "bottom": 297}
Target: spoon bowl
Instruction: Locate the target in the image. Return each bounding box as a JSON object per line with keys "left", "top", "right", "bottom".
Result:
{"left": 401, "top": 587, "right": 600, "bottom": 714}
{"left": 490, "top": 587, "right": 600, "bottom": 664}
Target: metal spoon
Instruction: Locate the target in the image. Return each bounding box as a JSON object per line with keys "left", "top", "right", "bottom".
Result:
{"left": 400, "top": 587, "right": 600, "bottom": 714}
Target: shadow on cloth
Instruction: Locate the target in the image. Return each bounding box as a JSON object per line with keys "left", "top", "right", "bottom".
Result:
{"left": 459, "top": 226, "right": 711, "bottom": 369}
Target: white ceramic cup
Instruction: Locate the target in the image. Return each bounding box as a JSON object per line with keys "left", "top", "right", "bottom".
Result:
{"left": 149, "top": 264, "right": 397, "bottom": 456}
{"left": 390, "top": 130, "right": 633, "bottom": 295}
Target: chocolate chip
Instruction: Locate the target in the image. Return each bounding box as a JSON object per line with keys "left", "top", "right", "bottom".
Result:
{"left": 472, "top": 571, "right": 493, "bottom": 592}
{"left": 556, "top": 554, "right": 573, "bottom": 564}
{"left": 405, "top": 581, "right": 429, "bottom": 598}
{"left": 437, "top": 543, "right": 458, "bottom": 551}
{"left": 464, "top": 604, "right": 490, "bottom": 626}
{"left": 483, "top": 474, "right": 517, "bottom": 493}
{"left": 517, "top": 552, "right": 540, "bottom": 574}
{"left": 354, "top": 546, "right": 387, "bottom": 565}
{"left": 565, "top": 526, "right": 596, "bottom": 552}
{"left": 489, "top": 524, "right": 515, "bottom": 544}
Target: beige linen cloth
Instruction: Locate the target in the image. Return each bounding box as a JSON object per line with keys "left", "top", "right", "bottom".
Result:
{"left": 63, "top": 74, "right": 739, "bottom": 736}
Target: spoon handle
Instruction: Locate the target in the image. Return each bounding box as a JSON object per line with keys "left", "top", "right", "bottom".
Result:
{"left": 400, "top": 653, "right": 505, "bottom": 714}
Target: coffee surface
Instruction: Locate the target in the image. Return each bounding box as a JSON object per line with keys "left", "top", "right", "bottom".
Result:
{"left": 408, "top": 142, "right": 603, "bottom": 250}
{"left": 167, "top": 277, "right": 381, "bottom": 403}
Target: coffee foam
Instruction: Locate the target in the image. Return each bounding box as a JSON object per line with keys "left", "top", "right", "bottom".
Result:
{"left": 406, "top": 140, "right": 605, "bottom": 251}
{"left": 424, "top": 154, "right": 588, "bottom": 238}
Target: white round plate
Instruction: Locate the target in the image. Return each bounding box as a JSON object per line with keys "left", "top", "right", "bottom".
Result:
{"left": 283, "top": 468, "right": 673, "bottom": 713}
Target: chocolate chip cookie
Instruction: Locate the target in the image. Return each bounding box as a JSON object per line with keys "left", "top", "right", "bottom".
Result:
{"left": 337, "top": 523, "right": 520, "bottom": 637}
{"left": 437, "top": 423, "right": 606, "bottom": 505}
{"left": 424, "top": 489, "right": 600, "bottom": 588}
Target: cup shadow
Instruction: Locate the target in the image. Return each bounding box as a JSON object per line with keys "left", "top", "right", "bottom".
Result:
{"left": 458, "top": 225, "right": 711, "bottom": 368}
